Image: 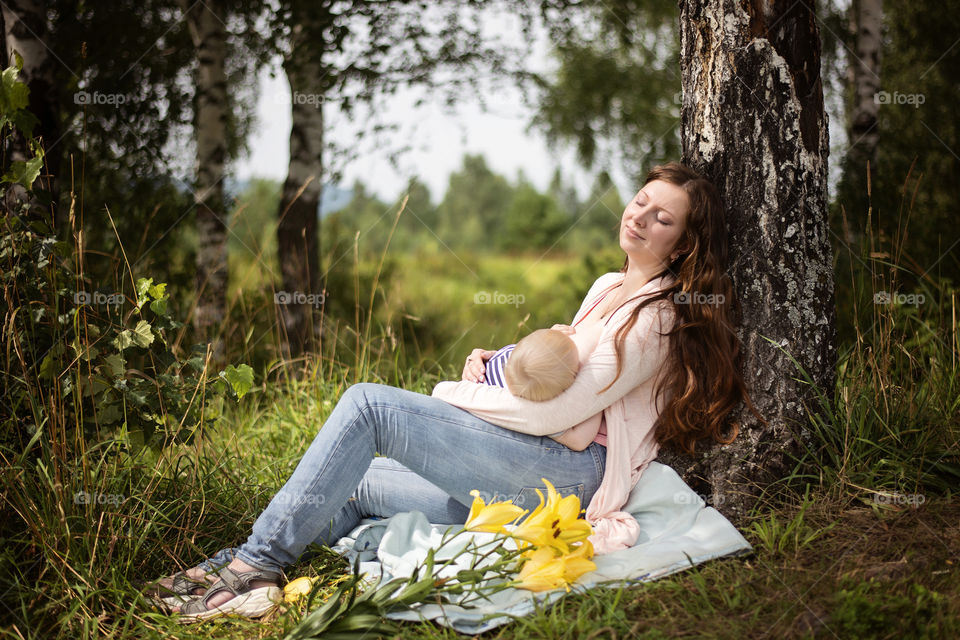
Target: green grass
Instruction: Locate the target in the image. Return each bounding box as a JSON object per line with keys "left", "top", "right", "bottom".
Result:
{"left": 5, "top": 396, "right": 958, "bottom": 640}
{"left": 3, "top": 231, "right": 959, "bottom": 639}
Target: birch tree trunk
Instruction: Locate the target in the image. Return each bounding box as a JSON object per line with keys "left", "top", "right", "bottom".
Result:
{"left": 659, "top": 0, "right": 837, "bottom": 522}
{"left": 276, "top": 23, "right": 324, "bottom": 360}
{"left": 2, "top": 0, "right": 60, "bottom": 223}
{"left": 847, "top": 0, "right": 882, "bottom": 168}
{"left": 181, "top": 0, "right": 228, "bottom": 358}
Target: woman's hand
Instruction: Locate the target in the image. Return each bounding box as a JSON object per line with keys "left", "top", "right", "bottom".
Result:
{"left": 462, "top": 348, "right": 496, "bottom": 383}
{"left": 550, "top": 324, "right": 575, "bottom": 335}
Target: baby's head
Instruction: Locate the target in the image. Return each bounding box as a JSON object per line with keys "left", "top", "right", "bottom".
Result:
{"left": 504, "top": 329, "right": 579, "bottom": 401}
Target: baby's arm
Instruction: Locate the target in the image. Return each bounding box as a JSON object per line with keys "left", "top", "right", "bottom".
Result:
{"left": 548, "top": 412, "right": 603, "bottom": 451}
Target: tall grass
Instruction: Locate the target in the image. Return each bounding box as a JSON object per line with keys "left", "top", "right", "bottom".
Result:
{"left": 2, "top": 170, "right": 958, "bottom": 639}
{"left": 784, "top": 170, "right": 960, "bottom": 499}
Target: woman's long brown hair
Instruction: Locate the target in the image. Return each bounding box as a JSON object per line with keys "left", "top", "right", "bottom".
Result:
{"left": 601, "top": 162, "right": 765, "bottom": 455}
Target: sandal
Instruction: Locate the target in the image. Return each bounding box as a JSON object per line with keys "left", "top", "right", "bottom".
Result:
{"left": 143, "top": 571, "right": 212, "bottom": 608}
{"left": 176, "top": 567, "right": 282, "bottom": 622}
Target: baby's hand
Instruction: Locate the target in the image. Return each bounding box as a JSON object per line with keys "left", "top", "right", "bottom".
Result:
{"left": 550, "top": 324, "right": 575, "bottom": 335}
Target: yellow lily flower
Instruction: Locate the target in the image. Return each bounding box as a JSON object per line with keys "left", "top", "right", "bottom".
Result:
{"left": 283, "top": 576, "right": 319, "bottom": 603}
{"left": 561, "top": 540, "right": 597, "bottom": 583}
{"left": 516, "top": 541, "right": 596, "bottom": 592}
{"left": 516, "top": 547, "right": 567, "bottom": 592}
{"left": 511, "top": 479, "right": 593, "bottom": 554}
{"left": 464, "top": 490, "right": 526, "bottom": 533}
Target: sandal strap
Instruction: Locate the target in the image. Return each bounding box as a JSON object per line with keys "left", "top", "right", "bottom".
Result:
{"left": 218, "top": 567, "right": 282, "bottom": 593}
{"left": 170, "top": 571, "right": 207, "bottom": 596}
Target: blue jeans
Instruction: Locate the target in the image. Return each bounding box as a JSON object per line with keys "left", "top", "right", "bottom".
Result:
{"left": 197, "top": 383, "right": 607, "bottom": 574}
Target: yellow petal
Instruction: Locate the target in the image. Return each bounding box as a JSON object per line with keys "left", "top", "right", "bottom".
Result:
{"left": 556, "top": 494, "right": 581, "bottom": 522}
{"left": 511, "top": 521, "right": 553, "bottom": 547}
{"left": 556, "top": 519, "right": 593, "bottom": 546}
{"left": 465, "top": 489, "right": 485, "bottom": 524}
{"left": 541, "top": 478, "right": 560, "bottom": 510}
{"left": 517, "top": 548, "right": 566, "bottom": 592}
{"left": 283, "top": 576, "right": 318, "bottom": 602}
{"left": 464, "top": 496, "right": 525, "bottom": 533}
{"left": 568, "top": 539, "right": 595, "bottom": 560}
{"left": 561, "top": 556, "right": 597, "bottom": 583}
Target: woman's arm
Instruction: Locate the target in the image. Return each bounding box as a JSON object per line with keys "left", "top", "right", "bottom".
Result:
{"left": 548, "top": 412, "right": 603, "bottom": 451}
{"left": 432, "top": 302, "right": 673, "bottom": 436}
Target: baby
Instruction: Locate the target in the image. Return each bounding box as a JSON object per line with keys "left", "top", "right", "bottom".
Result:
{"left": 481, "top": 325, "right": 603, "bottom": 451}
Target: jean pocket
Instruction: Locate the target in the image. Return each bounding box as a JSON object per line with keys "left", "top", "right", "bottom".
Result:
{"left": 512, "top": 482, "right": 584, "bottom": 511}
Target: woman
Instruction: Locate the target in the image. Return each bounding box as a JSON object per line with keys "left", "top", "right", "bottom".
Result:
{"left": 155, "top": 162, "right": 760, "bottom": 621}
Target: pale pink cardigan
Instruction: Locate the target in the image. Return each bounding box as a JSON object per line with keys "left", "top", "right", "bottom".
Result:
{"left": 431, "top": 271, "right": 676, "bottom": 553}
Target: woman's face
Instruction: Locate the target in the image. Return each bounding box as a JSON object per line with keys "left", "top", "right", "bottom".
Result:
{"left": 619, "top": 179, "right": 691, "bottom": 268}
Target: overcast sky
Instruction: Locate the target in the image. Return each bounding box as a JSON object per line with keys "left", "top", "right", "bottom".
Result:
{"left": 233, "top": 12, "right": 612, "bottom": 208}
{"left": 234, "top": 70, "right": 607, "bottom": 208}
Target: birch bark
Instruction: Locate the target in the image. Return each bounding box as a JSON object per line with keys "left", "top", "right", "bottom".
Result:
{"left": 276, "top": 23, "right": 325, "bottom": 359}
{"left": 660, "top": 0, "right": 837, "bottom": 521}
{"left": 181, "top": 0, "right": 228, "bottom": 358}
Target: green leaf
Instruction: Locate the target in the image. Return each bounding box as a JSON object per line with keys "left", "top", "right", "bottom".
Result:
{"left": 103, "top": 353, "right": 126, "bottom": 377}
{"left": 131, "top": 320, "right": 154, "bottom": 348}
{"left": 39, "top": 350, "right": 58, "bottom": 380}
{"left": 113, "top": 330, "right": 134, "bottom": 351}
{"left": 219, "top": 364, "right": 254, "bottom": 399}
{"left": 98, "top": 402, "right": 123, "bottom": 424}
{"left": 2, "top": 154, "right": 43, "bottom": 189}
{"left": 149, "top": 297, "right": 167, "bottom": 316}
{"left": 147, "top": 282, "right": 166, "bottom": 300}
{"left": 113, "top": 320, "right": 154, "bottom": 351}
{"left": 0, "top": 57, "right": 39, "bottom": 137}
{"left": 136, "top": 277, "right": 153, "bottom": 300}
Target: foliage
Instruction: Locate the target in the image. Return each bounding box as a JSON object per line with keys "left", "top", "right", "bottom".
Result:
{"left": 831, "top": 581, "right": 949, "bottom": 639}
{"left": 832, "top": 3, "right": 960, "bottom": 286}
{"left": 22, "top": 0, "right": 263, "bottom": 314}
{"left": 534, "top": 0, "right": 681, "bottom": 182}
{"left": 436, "top": 153, "right": 516, "bottom": 250}
{"left": 566, "top": 171, "right": 626, "bottom": 251}
{"left": 747, "top": 487, "right": 837, "bottom": 557}
{"left": 502, "top": 180, "right": 569, "bottom": 251}
{"left": 1, "top": 210, "right": 254, "bottom": 452}
{"left": 0, "top": 65, "right": 253, "bottom": 454}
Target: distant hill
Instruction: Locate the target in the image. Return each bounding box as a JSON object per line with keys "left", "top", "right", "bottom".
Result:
{"left": 224, "top": 177, "right": 354, "bottom": 218}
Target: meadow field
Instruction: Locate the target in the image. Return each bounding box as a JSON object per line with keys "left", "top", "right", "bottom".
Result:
{"left": 3, "top": 223, "right": 958, "bottom": 638}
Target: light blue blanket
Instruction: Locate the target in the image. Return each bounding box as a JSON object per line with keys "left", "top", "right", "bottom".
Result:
{"left": 331, "top": 462, "right": 753, "bottom": 634}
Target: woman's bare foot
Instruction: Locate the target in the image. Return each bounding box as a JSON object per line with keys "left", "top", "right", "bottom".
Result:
{"left": 172, "top": 558, "right": 278, "bottom": 613}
